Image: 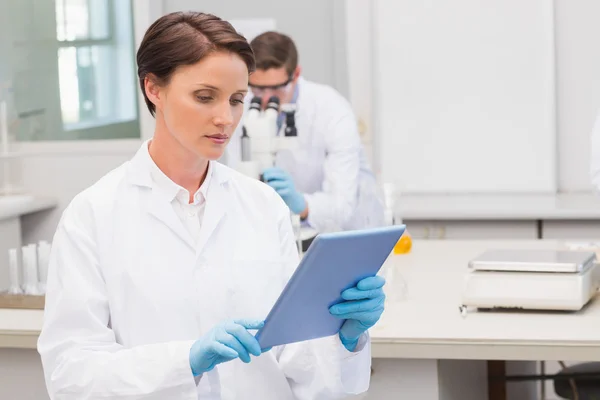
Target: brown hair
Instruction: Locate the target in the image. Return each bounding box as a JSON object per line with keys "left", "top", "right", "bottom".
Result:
{"left": 250, "top": 31, "right": 298, "bottom": 76}
{"left": 137, "top": 12, "right": 255, "bottom": 116}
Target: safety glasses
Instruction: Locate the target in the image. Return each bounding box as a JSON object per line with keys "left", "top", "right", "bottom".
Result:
{"left": 249, "top": 76, "right": 294, "bottom": 97}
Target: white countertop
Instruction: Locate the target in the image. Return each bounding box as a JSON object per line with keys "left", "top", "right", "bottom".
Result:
{"left": 3, "top": 240, "right": 600, "bottom": 361}
{"left": 397, "top": 192, "right": 600, "bottom": 220}
{"left": 372, "top": 240, "right": 600, "bottom": 361}
{"left": 0, "top": 195, "right": 57, "bottom": 221}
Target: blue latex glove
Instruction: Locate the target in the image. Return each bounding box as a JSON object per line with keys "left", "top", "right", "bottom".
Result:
{"left": 262, "top": 167, "right": 307, "bottom": 214}
{"left": 189, "top": 319, "right": 266, "bottom": 376}
{"left": 329, "top": 276, "right": 386, "bottom": 352}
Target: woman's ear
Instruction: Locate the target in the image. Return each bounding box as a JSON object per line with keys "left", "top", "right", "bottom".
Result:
{"left": 144, "top": 75, "right": 162, "bottom": 112}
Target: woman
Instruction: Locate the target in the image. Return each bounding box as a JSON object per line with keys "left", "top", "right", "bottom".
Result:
{"left": 37, "top": 11, "right": 386, "bottom": 400}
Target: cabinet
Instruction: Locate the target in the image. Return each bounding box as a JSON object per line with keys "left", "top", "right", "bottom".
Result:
{"left": 542, "top": 220, "right": 600, "bottom": 239}
{"left": 397, "top": 194, "right": 600, "bottom": 240}
{"left": 404, "top": 220, "right": 538, "bottom": 240}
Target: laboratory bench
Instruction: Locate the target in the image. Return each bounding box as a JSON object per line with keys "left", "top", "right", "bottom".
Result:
{"left": 359, "top": 239, "right": 600, "bottom": 400}
{"left": 3, "top": 239, "right": 600, "bottom": 400}
{"left": 373, "top": 240, "right": 600, "bottom": 361}
{"left": 399, "top": 192, "right": 600, "bottom": 240}
{"left": 0, "top": 309, "right": 42, "bottom": 349}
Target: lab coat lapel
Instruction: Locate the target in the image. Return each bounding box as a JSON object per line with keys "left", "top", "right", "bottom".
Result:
{"left": 126, "top": 141, "right": 196, "bottom": 250}
{"left": 196, "top": 164, "right": 229, "bottom": 255}
{"left": 147, "top": 191, "right": 196, "bottom": 250}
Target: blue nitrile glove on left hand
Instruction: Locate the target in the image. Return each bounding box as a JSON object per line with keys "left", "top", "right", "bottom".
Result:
{"left": 329, "top": 275, "right": 386, "bottom": 352}
{"left": 262, "top": 167, "right": 306, "bottom": 215}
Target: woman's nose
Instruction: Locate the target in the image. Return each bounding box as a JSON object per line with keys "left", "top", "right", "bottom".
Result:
{"left": 213, "top": 102, "right": 234, "bottom": 126}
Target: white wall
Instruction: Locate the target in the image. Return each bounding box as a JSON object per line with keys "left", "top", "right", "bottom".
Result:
{"left": 555, "top": 0, "right": 600, "bottom": 192}
{"left": 372, "top": 0, "right": 557, "bottom": 194}
{"left": 346, "top": 0, "right": 600, "bottom": 194}
{"left": 344, "top": 0, "right": 375, "bottom": 168}
{"left": 16, "top": 142, "right": 140, "bottom": 244}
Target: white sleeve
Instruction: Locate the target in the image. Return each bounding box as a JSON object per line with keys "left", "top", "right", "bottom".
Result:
{"left": 37, "top": 198, "right": 198, "bottom": 400}
{"left": 273, "top": 194, "right": 372, "bottom": 399}
{"left": 591, "top": 109, "right": 600, "bottom": 192}
{"left": 303, "top": 111, "right": 361, "bottom": 232}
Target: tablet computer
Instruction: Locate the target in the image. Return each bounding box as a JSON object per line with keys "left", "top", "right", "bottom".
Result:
{"left": 255, "top": 224, "right": 405, "bottom": 349}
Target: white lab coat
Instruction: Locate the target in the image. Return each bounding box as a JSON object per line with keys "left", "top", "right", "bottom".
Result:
{"left": 590, "top": 109, "right": 600, "bottom": 191}
{"left": 226, "top": 77, "right": 385, "bottom": 232}
{"left": 37, "top": 142, "right": 372, "bottom": 400}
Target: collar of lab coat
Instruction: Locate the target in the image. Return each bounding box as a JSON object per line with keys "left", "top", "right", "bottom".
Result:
{"left": 126, "top": 140, "right": 232, "bottom": 252}
{"left": 146, "top": 146, "right": 213, "bottom": 206}
{"left": 127, "top": 140, "right": 230, "bottom": 188}
{"left": 293, "top": 76, "right": 305, "bottom": 112}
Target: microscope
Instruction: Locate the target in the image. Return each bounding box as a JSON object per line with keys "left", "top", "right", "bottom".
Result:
{"left": 238, "top": 95, "right": 311, "bottom": 253}
{"left": 238, "top": 95, "right": 299, "bottom": 181}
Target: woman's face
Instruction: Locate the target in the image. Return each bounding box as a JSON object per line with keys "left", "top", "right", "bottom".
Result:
{"left": 148, "top": 51, "right": 249, "bottom": 160}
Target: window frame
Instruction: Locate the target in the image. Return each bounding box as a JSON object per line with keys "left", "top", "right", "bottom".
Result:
{"left": 56, "top": 0, "right": 116, "bottom": 44}
{"left": 56, "top": 0, "right": 139, "bottom": 139}
{"left": 12, "top": 0, "right": 155, "bottom": 155}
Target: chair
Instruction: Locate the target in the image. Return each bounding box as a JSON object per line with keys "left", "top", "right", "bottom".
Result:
{"left": 554, "top": 362, "right": 600, "bottom": 399}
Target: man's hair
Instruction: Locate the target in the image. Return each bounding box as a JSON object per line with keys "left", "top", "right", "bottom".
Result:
{"left": 250, "top": 31, "right": 298, "bottom": 76}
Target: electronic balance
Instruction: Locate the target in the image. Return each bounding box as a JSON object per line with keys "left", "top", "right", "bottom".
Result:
{"left": 460, "top": 249, "right": 600, "bottom": 314}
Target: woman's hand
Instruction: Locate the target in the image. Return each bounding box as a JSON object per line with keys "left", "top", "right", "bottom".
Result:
{"left": 329, "top": 276, "right": 386, "bottom": 352}
{"left": 189, "top": 319, "right": 267, "bottom": 376}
